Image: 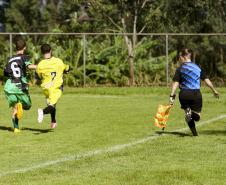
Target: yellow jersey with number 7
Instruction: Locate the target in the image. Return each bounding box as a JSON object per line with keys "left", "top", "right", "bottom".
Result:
{"left": 36, "top": 57, "right": 69, "bottom": 90}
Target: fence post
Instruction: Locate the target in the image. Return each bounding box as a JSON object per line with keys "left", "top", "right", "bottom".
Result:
{"left": 9, "top": 33, "right": 12, "bottom": 57}
{"left": 165, "top": 34, "right": 169, "bottom": 86}
{"left": 83, "top": 34, "right": 86, "bottom": 86}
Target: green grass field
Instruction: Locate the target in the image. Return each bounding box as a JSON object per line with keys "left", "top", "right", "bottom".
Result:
{"left": 0, "top": 87, "right": 225, "bottom": 185}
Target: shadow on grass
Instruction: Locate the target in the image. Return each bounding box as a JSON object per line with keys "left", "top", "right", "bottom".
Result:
{"left": 155, "top": 131, "right": 191, "bottom": 137}
{"left": 22, "top": 127, "right": 53, "bottom": 134}
{"left": 200, "top": 130, "right": 226, "bottom": 136}
{"left": 0, "top": 125, "right": 13, "bottom": 132}
{"left": 0, "top": 125, "right": 53, "bottom": 134}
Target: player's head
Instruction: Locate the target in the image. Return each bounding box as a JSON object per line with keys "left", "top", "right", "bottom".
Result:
{"left": 41, "top": 43, "right": 52, "bottom": 55}
{"left": 180, "top": 48, "right": 193, "bottom": 58}
{"left": 177, "top": 48, "right": 193, "bottom": 63}
{"left": 15, "top": 38, "right": 26, "bottom": 51}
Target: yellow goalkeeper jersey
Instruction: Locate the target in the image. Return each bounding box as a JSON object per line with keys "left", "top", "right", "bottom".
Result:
{"left": 36, "top": 57, "right": 69, "bottom": 89}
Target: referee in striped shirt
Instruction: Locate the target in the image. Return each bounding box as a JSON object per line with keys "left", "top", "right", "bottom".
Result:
{"left": 169, "top": 48, "right": 219, "bottom": 136}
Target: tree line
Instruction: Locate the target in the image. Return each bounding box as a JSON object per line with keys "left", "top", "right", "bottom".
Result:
{"left": 0, "top": 0, "right": 226, "bottom": 86}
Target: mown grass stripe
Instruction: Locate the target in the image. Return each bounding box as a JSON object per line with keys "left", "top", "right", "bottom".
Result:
{"left": 0, "top": 114, "right": 225, "bottom": 177}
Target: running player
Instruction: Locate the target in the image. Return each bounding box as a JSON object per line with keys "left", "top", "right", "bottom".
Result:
{"left": 4, "top": 38, "right": 36, "bottom": 133}
{"left": 36, "top": 43, "right": 70, "bottom": 129}
{"left": 169, "top": 48, "right": 219, "bottom": 136}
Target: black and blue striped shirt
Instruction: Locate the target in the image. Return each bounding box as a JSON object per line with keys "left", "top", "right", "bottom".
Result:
{"left": 173, "top": 62, "right": 206, "bottom": 90}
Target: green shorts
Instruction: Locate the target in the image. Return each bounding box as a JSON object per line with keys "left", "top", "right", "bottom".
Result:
{"left": 4, "top": 79, "right": 32, "bottom": 110}
{"left": 5, "top": 92, "right": 32, "bottom": 110}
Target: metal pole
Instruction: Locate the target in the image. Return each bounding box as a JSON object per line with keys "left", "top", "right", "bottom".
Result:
{"left": 9, "top": 33, "right": 12, "bottom": 57}
{"left": 1, "top": 32, "right": 226, "bottom": 36}
{"left": 166, "top": 34, "right": 169, "bottom": 86}
{"left": 83, "top": 34, "right": 86, "bottom": 86}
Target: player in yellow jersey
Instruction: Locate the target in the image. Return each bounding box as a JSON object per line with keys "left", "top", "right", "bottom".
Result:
{"left": 36, "top": 44, "right": 70, "bottom": 128}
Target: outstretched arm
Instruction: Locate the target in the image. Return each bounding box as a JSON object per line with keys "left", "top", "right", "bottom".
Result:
{"left": 28, "top": 64, "right": 37, "bottom": 70}
{"left": 204, "top": 78, "right": 219, "bottom": 98}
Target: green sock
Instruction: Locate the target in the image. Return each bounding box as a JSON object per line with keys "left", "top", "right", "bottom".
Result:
{"left": 12, "top": 118, "right": 19, "bottom": 129}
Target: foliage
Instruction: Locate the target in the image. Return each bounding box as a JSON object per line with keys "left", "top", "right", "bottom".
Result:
{"left": 1, "top": 0, "right": 226, "bottom": 86}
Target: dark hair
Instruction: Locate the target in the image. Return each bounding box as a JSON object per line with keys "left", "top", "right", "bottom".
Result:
{"left": 15, "top": 39, "right": 26, "bottom": 51}
{"left": 41, "top": 44, "right": 51, "bottom": 54}
{"left": 177, "top": 48, "right": 193, "bottom": 59}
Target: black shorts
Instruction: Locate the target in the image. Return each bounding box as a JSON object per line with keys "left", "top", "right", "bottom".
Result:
{"left": 179, "top": 89, "right": 202, "bottom": 113}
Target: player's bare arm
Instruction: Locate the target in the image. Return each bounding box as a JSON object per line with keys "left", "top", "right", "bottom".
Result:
{"left": 170, "top": 81, "right": 179, "bottom": 96}
{"left": 28, "top": 64, "right": 37, "bottom": 69}
{"left": 204, "top": 78, "right": 219, "bottom": 98}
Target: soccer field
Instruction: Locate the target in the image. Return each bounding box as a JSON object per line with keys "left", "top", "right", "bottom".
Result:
{"left": 0, "top": 87, "right": 225, "bottom": 185}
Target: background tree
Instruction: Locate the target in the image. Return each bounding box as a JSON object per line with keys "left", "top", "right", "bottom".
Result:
{"left": 1, "top": 0, "right": 226, "bottom": 86}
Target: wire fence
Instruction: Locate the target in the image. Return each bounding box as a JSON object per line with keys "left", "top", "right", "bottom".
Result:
{"left": 1, "top": 32, "right": 226, "bottom": 86}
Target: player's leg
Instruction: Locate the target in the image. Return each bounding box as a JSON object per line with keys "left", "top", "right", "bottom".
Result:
{"left": 185, "top": 111, "right": 201, "bottom": 136}
{"left": 50, "top": 105, "right": 57, "bottom": 129}
{"left": 19, "top": 93, "right": 32, "bottom": 110}
{"left": 48, "top": 89, "right": 61, "bottom": 128}
{"left": 12, "top": 105, "right": 20, "bottom": 133}
{"left": 15, "top": 93, "right": 32, "bottom": 122}
{"left": 179, "top": 90, "right": 200, "bottom": 136}
{"left": 38, "top": 89, "right": 50, "bottom": 123}
{"left": 11, "top": 102, "right": 21, "bottom": 133}
{"left": 5, "top": 93, "right": 20, "bottom": 132}
{"left": 184, "top": 108, "right": 198, "bottom": 136}
{"left": 51, "top": 106, "right": 56, "bottom": 122}
{"left": 183, "top": 91, "right": 202, "bottom": 136}
{"left": 16, "top": 102, "right": 23, "bottom": 120}
{"left": 13, "top": 94, "right": 30, "bottom": 132}
{"left": 38, "top": 104, "right": 56, "bottom": 126}
{"left": 38, "top": 88, "right": 61, "bottom": 129}
{"left": 191, "top": 111, "right": 200, "bottom": 121}
{"left": 188, "top": 92, "right": 202, "bottom": 136}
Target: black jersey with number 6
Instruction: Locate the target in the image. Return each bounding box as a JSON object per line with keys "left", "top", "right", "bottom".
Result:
{"left": 4, "top": 54, "right": 31, "bottom": 89}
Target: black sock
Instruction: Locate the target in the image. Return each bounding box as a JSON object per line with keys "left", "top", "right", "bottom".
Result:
{"left": 188, "top": 119, "right": 195, "bottom": 128}
{"left": 43, "top": 105, "right": 55, "bottom": 115}
{"left": 192, "top": 112, "right": 200, "bottom": 121}
{"left": 51, "top": 108, "right": 56, "bottom": 123}
{"left": 12, "top": 117, "right": 19, "bottom": 129}
{"left": 188, "top": 120, "right": 198, "bottom": 136}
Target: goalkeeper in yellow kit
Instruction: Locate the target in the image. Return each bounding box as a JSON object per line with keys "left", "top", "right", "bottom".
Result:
{"left": 36, "top": 44, "right": 70, "bottom": 128}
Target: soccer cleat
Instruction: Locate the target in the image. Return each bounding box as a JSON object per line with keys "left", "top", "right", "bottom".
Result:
{"left": 38, "top": 108, "right": 44, "bottom": 123}
{"left": 16, "top": 102, "right": 23, "bottom": 120}
{"left": 185, "top": 107, "right": 192, "bottom": 123}
{"left": 14, "top": 128, "right": 21, "bottom": 133}
{"left": 50, "top": 122, "right": 57, "bottom": 129}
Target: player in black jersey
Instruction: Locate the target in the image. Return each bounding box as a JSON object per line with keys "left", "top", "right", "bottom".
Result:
{"left": 4, "top": 38, "right": 36, "bottom": 133}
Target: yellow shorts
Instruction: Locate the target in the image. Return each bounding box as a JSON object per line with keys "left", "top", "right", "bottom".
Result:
{"left": 43, "top": 88, "right": 62, "bottom": 105}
